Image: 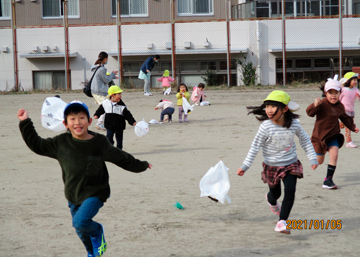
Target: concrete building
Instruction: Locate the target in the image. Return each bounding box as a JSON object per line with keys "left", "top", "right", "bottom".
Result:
{"left": 0, "top": 0, "right": 359, "bottom": 91}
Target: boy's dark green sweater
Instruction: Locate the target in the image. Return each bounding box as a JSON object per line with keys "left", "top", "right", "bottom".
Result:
{"left": 19, "top": 118, "right": 149, "bottom": 205}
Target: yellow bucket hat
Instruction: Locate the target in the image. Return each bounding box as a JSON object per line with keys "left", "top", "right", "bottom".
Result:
{"left": 163, "top": 70, "right": 170, "bottom": 77}
{"left": 263, "top": 90, "right": 300, "bottom": 112}
{"left": 108, "top": 85, "right": 123, "bottom": 96}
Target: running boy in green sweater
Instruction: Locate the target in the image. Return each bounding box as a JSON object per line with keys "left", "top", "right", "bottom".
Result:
{"left": 17, "top": 100, "right": 152, "bottom": 257}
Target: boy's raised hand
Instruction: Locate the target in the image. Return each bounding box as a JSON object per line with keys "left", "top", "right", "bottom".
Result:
{"left": 237, "top": 168, "right": 245, "bottom": 176}
{"left": 148, "top": 164, "right": 153, "bottom": 169}
{"left": 17, "top": 109, "right": 29, "bottom": 121}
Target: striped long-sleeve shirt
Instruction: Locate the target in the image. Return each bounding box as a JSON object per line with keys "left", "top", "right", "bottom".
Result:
{"left": 240, "top": 119, "right": 318, "bottom": 172}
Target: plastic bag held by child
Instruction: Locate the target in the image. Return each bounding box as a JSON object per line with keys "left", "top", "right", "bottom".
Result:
{"left": 41, "top": 97, "right": 67, "bottom": 132}
{"left": 182, "top": 97, "right": 194, "bottom": 115}
{"left": 134, "top": 119, "right": 149, "bottom": 137}
{"left": 199, "top": 161, "right": 231, "bottom": 204}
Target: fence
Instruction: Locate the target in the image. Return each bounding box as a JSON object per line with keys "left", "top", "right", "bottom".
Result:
{"left": 1, "top": 0, "right": 360, "bottom": 91}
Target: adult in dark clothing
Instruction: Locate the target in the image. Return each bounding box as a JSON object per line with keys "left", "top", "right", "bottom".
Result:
{"left": 138, "top": 55, "right": 160, "bottom": 96}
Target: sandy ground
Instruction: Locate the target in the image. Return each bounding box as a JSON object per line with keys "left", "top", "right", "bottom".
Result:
{"left": 1, "top": 89, "right": 360, "bottom": 257}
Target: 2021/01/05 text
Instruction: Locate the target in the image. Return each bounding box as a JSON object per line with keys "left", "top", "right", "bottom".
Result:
{"left": 286, "top": 220, "right": 342, "bottom": 230}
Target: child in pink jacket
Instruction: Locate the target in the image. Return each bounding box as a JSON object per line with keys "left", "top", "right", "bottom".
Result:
{"left": 339, "top": 72, "right": 360, "bottom": 148}
{"left": 191, "top": 83, "right": 207, "bottom": 105}
{"left": 157, "top": 70, "right": 175, "bottom": 95}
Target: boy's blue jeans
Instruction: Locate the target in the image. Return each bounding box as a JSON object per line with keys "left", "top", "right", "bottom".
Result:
{"left": 68, "top": 197, "right": 104, "bottom": 255}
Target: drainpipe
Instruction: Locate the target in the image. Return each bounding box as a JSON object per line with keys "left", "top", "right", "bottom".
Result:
{"left": 281, "top": 0, "right": 286, "bottom": 86}
{"left": 339, "top": 0, "right": 343, "bottom": 78}
{"left": 116, "top": 0, "right": 123, "bottom": 85}
{"left": 226, "top": 0, "right": 231, "bottom": 87}
{"left": 11, "top": 0, "right": 19, "bottom": 91}
{"left": 256, "top": 20, "right": 261, "bottom": 85}
{"left": 63, "top": 0, "right": 70, "bottom": 89}
{"left": 171, "top": 0, "right": 176, "bottom": 79}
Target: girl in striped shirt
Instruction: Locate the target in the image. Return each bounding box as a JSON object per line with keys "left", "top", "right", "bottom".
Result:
{"left": 237, "top": 90, "right": 318, "bottom": 234}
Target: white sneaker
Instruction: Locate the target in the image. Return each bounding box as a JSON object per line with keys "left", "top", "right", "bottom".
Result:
{"left": 144, "top": 92, "right": 151, "bottom": 96}
{"left": 95, "top": 123, "right": 106, "bottom": 130}
{"left": 195, "top": 103, "right": 199, "bottom": 106}
{"left": 148, "top": 92, "right": 153, "bottom": 96}
{"left": 274, "top": 220, "right": 290, "bottom": 234}
{"left": 346, "top": 142, "right": 357, "bottom": 148}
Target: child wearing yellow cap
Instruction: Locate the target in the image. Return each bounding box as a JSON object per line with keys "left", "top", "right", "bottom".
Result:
{"left": 94, "top": 85, "right": 136, "bottom": 149}
{"left": 237, "top": 90, "right": 318, "bottom": 234}
{"left": 157, "top": 69, "right": 175, "bottom": 95}
{"left": 339, "top": 72, "right": 360, "bottom": 148}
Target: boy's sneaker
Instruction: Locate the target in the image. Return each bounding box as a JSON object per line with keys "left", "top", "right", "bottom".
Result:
{"left": 90, "top": 224, "right": 107, "bottom": 257}
{"left": 322, "top": 177, "right": 338, "bottom": 189}
{"left": 346, "top": 142, "right": 357, "bottom": 148}
{"left": 144, "top": 92, "right": 151, "bottom": 96}
{"left": 274, "top": 220, "right": 290, "bottom": 234}
{"left": 95, "top": 123, "right": 106, "bottom": 130}
{"left": 159, "top": 120, "right": 164, "bottom": 124}
{"left": 168, "top": 120, "right": 172, "bottom": 123}
{"left": 265, "top": 194, "right": 281, "bottom": 216}
{"left": 88, "top": 254, "right": 95, "bottom": 257}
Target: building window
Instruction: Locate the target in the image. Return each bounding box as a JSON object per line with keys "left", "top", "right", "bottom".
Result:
{"left": 111, "top": 0, "right": 148, "bottom": 17}
{"left": 0, "top": 0, "right": 11, "bottom": 19}
{"left": 178, "top": 0, "right": 213, "bottom": 16}
{"left": 42, "top": 0, "right": 79, "bottom": 18}
{"left": 33, "top": 71, "right": 66, "bottom": 90}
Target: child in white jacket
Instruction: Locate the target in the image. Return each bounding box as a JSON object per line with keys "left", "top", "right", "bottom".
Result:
{"left": 155, "top": 99, "right": 175, "bottom": 123}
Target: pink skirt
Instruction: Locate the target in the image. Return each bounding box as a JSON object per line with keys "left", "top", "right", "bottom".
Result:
{"left": 261, "top": 160, "right": 303, "bottom": 188}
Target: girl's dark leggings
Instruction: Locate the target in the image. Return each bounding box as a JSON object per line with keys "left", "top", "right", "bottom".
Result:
{"left": 267, "top": 174, "right": 297, "bottom": 221}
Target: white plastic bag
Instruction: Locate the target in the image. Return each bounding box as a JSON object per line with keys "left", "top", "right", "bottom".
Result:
{"left": 200, "top": 101, "right": 210, "bottom": 106}
{"left": 148, "top": 119, "right": 159, "bottom": 124}
{"left": 182, "top": 97, "right": 194, "bottom": 115}
{"left": 164, "top": 87, "right": 171, "bottom": 95}
{"left": 199, "top": 161, "right": 231, "bottom": 204}
{"left": 134, "top": 119, "right": 149, "bottom": 137}
{"left": 41, "top": 97, "right": 67, "bottom": 132}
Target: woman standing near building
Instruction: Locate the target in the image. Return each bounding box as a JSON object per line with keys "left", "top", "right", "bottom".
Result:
{"left": 90, "top": 51, "right": 118, "bottom": 130}
{"left": 139, "top": 55, "right": 160, "bottom": 96}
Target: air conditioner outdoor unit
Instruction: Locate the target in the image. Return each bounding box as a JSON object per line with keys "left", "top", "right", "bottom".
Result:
{"left": 43, "top": 46, "right": 49, "bottom": 52}
{"left": 165, "top": 42, "right": 172, "bottom": 50}
{"left": 32, "top": 46, "right": 38, "bottom": 52}
{"left": 184, "top": 41, "right": 191, "bottom": 49}
{"left": 147, "top": 43, "right": 153, "bottom": 49}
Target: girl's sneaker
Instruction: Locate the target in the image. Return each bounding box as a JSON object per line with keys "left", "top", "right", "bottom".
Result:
{"left": 266, "top": 194, "right": 281, "bottom": 216}
{"left": 346, "top": 142, "right": 357, "bottom": 148}
{"left": 274, "top": 220, "right": 290, "bottom": 234}
{"left": 322, "top": 177, "right": 337, "bottom": 189}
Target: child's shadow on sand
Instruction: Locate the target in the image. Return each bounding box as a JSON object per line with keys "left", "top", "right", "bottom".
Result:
{"left": 337, "top": 172, "right": 360, "bottom": 188}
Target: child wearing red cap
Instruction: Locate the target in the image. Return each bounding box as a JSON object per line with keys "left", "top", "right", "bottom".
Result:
{"left": 307, "top": 75, "right": 359, "bottom": 190}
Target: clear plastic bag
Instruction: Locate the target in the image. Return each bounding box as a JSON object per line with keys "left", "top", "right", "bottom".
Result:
{"left": 199, "top": 161, "right": 231, "bottom": 204}
{"left": 134, "top": 119, "right": 149, "bottom": 137}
